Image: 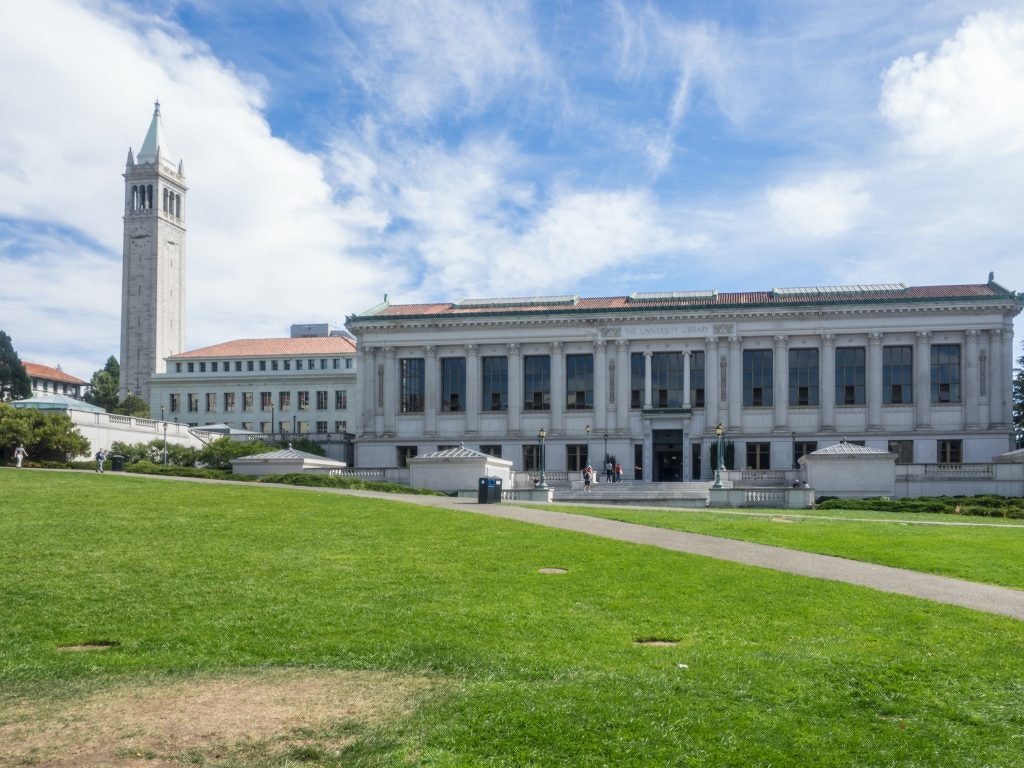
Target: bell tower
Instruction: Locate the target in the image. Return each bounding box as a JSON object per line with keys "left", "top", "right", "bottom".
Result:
{"left": 120, "top": 101, "right": 187, "bottom": 406}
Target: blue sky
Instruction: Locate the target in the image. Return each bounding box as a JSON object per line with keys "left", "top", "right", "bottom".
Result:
{"left": 1, "top": 0, "right": 1023, "bottom": 379}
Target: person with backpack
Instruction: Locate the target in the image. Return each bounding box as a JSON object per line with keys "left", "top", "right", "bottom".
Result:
{"left": 583, "top": 465, "right": 593, "bottom": 492}
{"left": 95, "top": 449, "right": 107, "bottom": 473}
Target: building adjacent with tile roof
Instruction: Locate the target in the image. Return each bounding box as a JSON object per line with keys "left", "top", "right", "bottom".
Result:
{"left": 23, "top": 362, "right": 88, "bottom": 399}
{"left": 148, "top": 330, "right": 357, "bottom": 462}
{"left": 346, "top": 277, "right": 1022, "bottom": 480}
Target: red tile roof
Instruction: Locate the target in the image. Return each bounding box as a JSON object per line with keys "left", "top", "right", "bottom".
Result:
{"left": 23, "top": 362, "right": 87, "bottom": 385}
{"left": 353, "top": 282, "right": 1017, "bottom": 320}
{"left": 170, "top": 337, "right": 356, "bottom": 360}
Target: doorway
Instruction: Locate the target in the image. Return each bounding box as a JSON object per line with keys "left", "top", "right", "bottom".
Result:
{"left": 653, "top": 429, "right": 683, "bottom": 482}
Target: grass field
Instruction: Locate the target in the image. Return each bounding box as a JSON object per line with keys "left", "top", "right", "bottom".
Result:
{"left": 541, "top": 503, "right": 1024, "bottom": 590}
{"left": 2, "top": 470, "right": 1024, "bottom": 767}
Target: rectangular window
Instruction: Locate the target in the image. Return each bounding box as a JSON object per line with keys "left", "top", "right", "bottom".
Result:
{"left": 888, "top": 440, "right": 914, "bottom": 464}
{"left": 175, "top": 362, "right": 181, "bottom": 373}
{"left": 248, "top": 360, "right": 255, "bottom": 371}
{"left": 883, "top": 346, "right": 913, "bottom": 404}
{"left": 523, "top": 355, "right": 550, "bottom": 411}
{"left": 297, "top": 391, "right": 310, "bottom": 410}
{"left": 523, "top": 444, "right": 540, "bottom": 471}
{"left": 241, "top": 421, "right": 252, "bottom": 431}
{"left": 316, "top": 420, "right": 328, "bottom": 434}
{"left": 260, "top": 392, "right": 272, "bottom": 410}
{"left": 335, "top": 420, "right": 348, "bottom": 432}
{"left": 743, "top": 349, "right": 773, "bottom": 407}
{"left": 335, "top": 390, "right": 348, "bottom": 409}
{"left": 235, "top": 361, "right": 242, "bottom": 372}
{"left": 316, "top": 390, "right": 328, "bottom": 410}
{"left": 169, "top": 393, "right": 180, "bottom": 413}
{"left": 187, "top": 393, "right": 199, "bottom": 413}
{"left": 691, "top": 351, "right": 705, "bottom": 408}
{"left": 223, "top": 392, "right": 235, "bottom": 411}
{"left": 931, "top": 344, "right": 961, "bottom": 403}
{"left": 320, "top": 359, "right": 327, "bottom": 370}
{"left": 397, "top": 446, "right": 418, "bottom": 468}
{"left": 271, "top": 360, "right": 279, "bottom": 371}
{"left": 199, "top": 362, "right": 206, "bottom": 373}
{"left": 400, "top": 358, "right": 425, "bottom": 413}
{"left": 333, "top": 358, "right": 340, "bottom": 369}
{"left": 745, "top": 442, "right": 771, "bottom": 469}
{"left": 938, "top": 439, "right": 962, "bottom": 463}
{"left": 243, "top": 392, "right": 253, "bottom": 412}
{"left": 259, "top": 360, "right": 267, "bottom": 371}
{"left": 211, "top": 362, "right": 218, "bottom": 373}
{"left": 566, "top": 444, "right": 589, "bottom": 472}
{"left": 565, "top": 353, "right": 594, "bottom": 410}
{"left": 652, "top": 351, "right": 685, "bottom": 408}
{"left": 481, "top": 356, "right": 508, "bottom": 412}
{"left": 188, "top": 362, "right": 195, "bottom": 373}
{"left": 630, "top": 352, "right": 645, "bottom": 408}
{"left": 308, "top": 359, "right": 315, "bottom": 370}
{"left": 794, "top": 441, "right": 817, "bottom": 468}
{"left": 789, "top": 348, "right": 819, "bottom": 406}
{"left": 441, "top": 357, "right": 466, "bottom": 412}
{"left": 296, "top": 359, "right": 303, "bottom": 370}
{"left": 279, "top": 391, "right": 291, "bottom": 409}
{"left": 261, "top": 420, "right": 272, "bottom": 434}
{"left": 835, "top": 347, "right": 866, "bottom": 405}
{"left": 346, "top": 358, "right": 353, "bottom": 369}
{"left": 479, "top": 445, "right": 502, "bottom": 458}
{"left": 297, "top": 421, "right": 309, "bottom": 434}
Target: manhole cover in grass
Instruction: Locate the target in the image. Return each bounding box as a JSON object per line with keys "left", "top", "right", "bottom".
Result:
{"left": 538, "top": 567, "right": 568, "bottom": 574}
{"left": 57, "top": 641, "right": 119, "bottom": 652}
{"left": 634, "top": 638, "right": 679, "bottom": 647}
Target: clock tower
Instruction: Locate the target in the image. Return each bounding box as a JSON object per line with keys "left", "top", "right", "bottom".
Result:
{"left": 120, "top": 101, "right": 187, "bottom": 406}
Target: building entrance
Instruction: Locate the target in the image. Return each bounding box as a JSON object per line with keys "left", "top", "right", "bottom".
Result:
{"left": 652, "top": 429, "right": 684, "bottom": 482}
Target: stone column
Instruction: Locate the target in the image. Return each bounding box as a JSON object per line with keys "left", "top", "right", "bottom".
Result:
{"left": 383, "top": 346, "right": 397, "bottom": 437}
{"left": 465, "top": 344, "right": 480, "bottom": 435}
{"left": 728, "top": 337, "right": 742, "bottom": 429}
{"left": 550, "top": 342, "right": 564, "bottom": 433}
{"left": 773, "top": 335, "right": 788, "bottom": 430}
{"left": 867, "top": 332, "right": 883, "bottom": 431}
{"left": 424, "top": 346, "right": 438, "bottom": 437}
{"left": 615, "top": 340, "right": 630, "bottom": 432}
{"left": 964, "top": 330, "right": 980, "bottom": 429}
{"left": 643, "top": 350, "right": 653, "bottom": 409}
{"left": 704, "top": 337, "right": 719, "bottom": 428}
{"left": 979, "top": 334, "right": 991, "bottom": 429}
{"left": 820, "top": 334, "right": 835, "bottom": 431}
{"left": 914, "top": 331, "right": 931, "bottom": 430}
{"left": 594, "top": 340, "right": 607, "bottom": 431}
{"left": 683, "top": 351, "right": 692, "bottom": 409}
{"left": 356, "top": 346, "right": 369, "bottom": 436}
{"left": 507, "top": 343, "right": 522, "bottom": 434}
{"left": 1001, "top": 322, "right": 1015, "bottom": 428}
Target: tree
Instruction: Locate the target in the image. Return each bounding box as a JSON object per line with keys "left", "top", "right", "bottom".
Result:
{"left": 113, "top": 394, "right": 150, "bottom": 419}
{"left": 197, "top": 437, "right": 273, "bottom": 469}
{"left": 1014, "top": 345, "right": 1023, "bottom": 448}
{"left": 84, "top": 356, "right": 120, "bottom": 412}
{"left": 0, "top": 331, "right": 31, "bottom": 402}
{"left": 0, "top": 403, "right": 91, "bottom": 462}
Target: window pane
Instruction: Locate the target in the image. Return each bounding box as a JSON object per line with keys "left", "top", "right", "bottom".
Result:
{"left": 400, "top": 358, "right": 425, "bottom": 412}
{"left": 835, "top": 347, "right": 866, "bottom": 405}
{"left": 788, "top": 348, "right": 819, "bottom": 406}
{"left": 441, "top": 357, "right": 466, "bottom": 412}
{"left": 930, "top": 344, "right": 961, "bottom": 403}
{"left": 481, "top": 356, "right": 508, "bottom": 411}
{"left": 630, "top": 353, "right": 644, "bottom": 409}
{"left": 565, "top": 354, "right": 594, "bottom": 409}
{"left": 524, "top": 355, "right": 550, "bottom": 411}
{"left": 743, "top": 349, "right": 773, "bottom": 407}
{"left": 882, "top": 346, "right": 913, "bottom": 404}
{"left": 652, "top": 352, "right": 684, "bottom": 408}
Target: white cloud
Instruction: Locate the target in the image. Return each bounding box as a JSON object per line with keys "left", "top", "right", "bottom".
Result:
{"left": 880, "top": 11, "right": 1024, "bottom": 158}
{"left": 766, "top": 174, "right": 871, "bottom": 239}
{"left": 337, "top": 0, "right": 550, "bottom": 123}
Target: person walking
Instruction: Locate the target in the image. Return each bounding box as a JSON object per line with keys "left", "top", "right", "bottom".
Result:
{"left": 14, "top": 444, "right": 27, "bottom": 468}
{"left": 583, "top": 465, "right": 593, "bottom": 492}
{"left": 614, "top": 462, "right": 623, "bottom": 483}
{"left": 605, "top": 460, "right": 614, "bottom": 483}
{"left": 95, "top": 449, "right": 107, "bottom": 473}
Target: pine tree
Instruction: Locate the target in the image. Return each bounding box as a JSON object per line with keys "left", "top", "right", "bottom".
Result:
{"left": 84, "top": 356, "right": 121, "bottom": 412}
{"left": 0, "top": 330, "right": 32, "bottom": 402}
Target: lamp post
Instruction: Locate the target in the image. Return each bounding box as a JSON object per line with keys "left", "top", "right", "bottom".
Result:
{"left": 126, "top": 388, "right": 133, "bottom": 418}
{"left": 713, "top": 422, "right": 725, "bottom": 489}
{"left": 160, "top": 405, "right": 167, "bottom": 465}
{"left": 270, "top": 402, "right": 276, "bottom": 441}
{"left": 537, "top": 428, "right": 548, "bottom": 489}
{"left": 603, "top": 432, "right": 609, "bottom": 465}
{"left": 585, "top": 424, "right": 591, "bottom": 468}
{"left": 791, "top": 430, "right": 797, "bottom": 470}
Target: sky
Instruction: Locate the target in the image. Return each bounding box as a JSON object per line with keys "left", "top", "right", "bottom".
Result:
{"left": 2, "top": 0, "right": 1024, "bottom": 380}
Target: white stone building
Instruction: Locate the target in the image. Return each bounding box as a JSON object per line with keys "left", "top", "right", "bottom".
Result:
{"left": 23, "top": 362, "right": 87, "bottom": 399}
{"left": 148, "top": 332, "right": 357, "bottom": 461}
{"left": 345, "top": 280, "right": 1022, "bottom": 481}
{"left": 120, "top": 102, "right": 187, "bottom": 403}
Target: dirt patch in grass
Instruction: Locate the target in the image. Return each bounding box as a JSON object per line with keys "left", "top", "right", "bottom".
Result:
{"left": 0, "top": 669, "right": 437, "bottom": 767}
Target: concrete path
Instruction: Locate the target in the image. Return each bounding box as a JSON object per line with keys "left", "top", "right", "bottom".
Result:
{"left": 374, "top": 492, "right": 1024, "bottom": 622}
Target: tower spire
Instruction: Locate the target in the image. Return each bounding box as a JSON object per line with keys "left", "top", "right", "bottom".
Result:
{"left": 137, "top": 99, "right": 172, "bottom": 165}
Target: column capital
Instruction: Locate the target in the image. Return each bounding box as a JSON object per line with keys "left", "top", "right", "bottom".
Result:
{"left": 916, "top": 331, "right": 930, "bottom": 342}
{"left": 551, "top": 341, "right": 562, "bottom": 353}
{"left": 729, "top": 336, "right": 742, "bottom": 349}
{"left": 507, "top": 342, "right": 521, "bottom": 356}
{"left": 822, "top": 333, "right": 835, "bottom": 347}
{"left": 705, "top": 336, "right": 718, "bottom": 347}
{"left": 594, "top": 339, "right": 607, "bottom": 351}
{"left": 869, "top": 332, "right": 883, "bottom": 346}
{"left": 774, "top": 335, "right": 788, "bottom": 347}
{"left": 616, "top": 339, "right": 630, "bottom": 351}
{"left": 383, "top": 346, "right": 396, "bottom": 358}
{"left": 643, "top": 349, "right": 653, "bottom": 358}
{"left": 424, "top": 345, "right": 437, "bottom": 358}
{"left": 465, "top": 343, "right": 478, "bottom": 357}
{"left": 965, "top": 329, "right": 979, "bottom": 340}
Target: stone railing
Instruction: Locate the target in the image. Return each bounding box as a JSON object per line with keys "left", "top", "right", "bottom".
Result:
{"left": 737, "top": 469, "right": 789, "bottom": 486}
{"left": 511, "top": 470, "right": 571, "bottom": 488}
{"left": 924, "top": 463, "right": 994, "bottom": 478}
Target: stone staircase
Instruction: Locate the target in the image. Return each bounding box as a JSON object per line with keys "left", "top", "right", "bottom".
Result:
{"left": 552, "top": 479, "right": 726, "bottom": 508}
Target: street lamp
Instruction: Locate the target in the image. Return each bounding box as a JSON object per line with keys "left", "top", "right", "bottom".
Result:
{"left": 586, "top": 424, "right": 591, "bottom": 468}
{"left": 160, "top": 405, "right": 167, "bottom": 465}
{"left": 270, "top": 402, "right": 276, "bottom": 441}
{"left": 713, "top": 422, "right": 725, "bottom": 489}
{"left": 537, "top": 427, "right": 548, "bottom": 489}
{"left": 791, "top": 430, "right": 797, "bottom": 470}
{"left": 126, "top": 388, "right": 133, "bottom": 418}
{"left": 603, "top": 432, "right": 609, "bottom": 465}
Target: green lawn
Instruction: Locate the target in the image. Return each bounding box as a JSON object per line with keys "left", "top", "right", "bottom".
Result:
{"left": 542, "top": 502, "right": 1024, "bottom": 590}
{"left": 2, "top": 470, "right": 1024, "bottom": 767}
